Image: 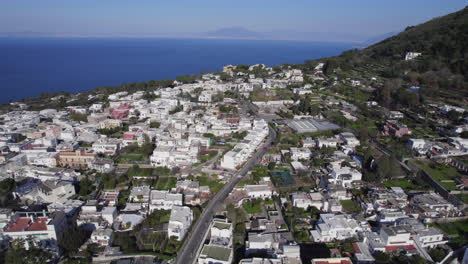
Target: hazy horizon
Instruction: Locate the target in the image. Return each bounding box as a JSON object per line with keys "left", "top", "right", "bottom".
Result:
{"left": 1, "top": 1, "right": 465, "bottom": 42}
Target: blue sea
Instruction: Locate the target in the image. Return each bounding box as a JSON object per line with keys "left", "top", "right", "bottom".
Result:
{"left": 0, "top": 38, "right": 354, "bottom": 103}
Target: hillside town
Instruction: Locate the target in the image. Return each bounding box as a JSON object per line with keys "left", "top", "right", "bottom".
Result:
{"left": 0, "top": 58, "right": 467, "bottom": 264}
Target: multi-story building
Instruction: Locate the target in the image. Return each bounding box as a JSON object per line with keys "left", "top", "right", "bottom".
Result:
{"left": 2, "top": 211, "right": 67, "bottom": 250}
{"left": 289, "top": 147, "right": 312, "bottom": 161}
{"left": 90, "top": 228, "right": 113, "bottom": 247}
{"left": 244, "top": 185, "right": 273, "bottom": 199}
{"left": 92, "top": 138, "right": 121, "bottom": 155}
{"left": 98, "top": 119, "right": 122, "bottom": 129}
{"left": 19, "top": 180, "right": 75, "bottom": 204}
{"left": 383, "top": 120, "right": 411, "bottom": 138}
{"left": 328, "top": 167, "right": 362, "bottom": 188}
{"left": 149, "top": 190, "right": 183, "bottom": 211}
{"left": 128, "top": 185, "right": 151, "bottom": 203}
{"left": 291, "top": 192, "right": 313, "bottom": 209}
{"left": 57, "top": 150, "right": 96, "bottom": 169}
{"left": 310, "top": 214, "right": 361, "bottom": 242}
{"left": 167, "top": 206, "right": 193, "bottom": 241}
{"left": 198, "top": 219, "right": 234, "bottom": 264}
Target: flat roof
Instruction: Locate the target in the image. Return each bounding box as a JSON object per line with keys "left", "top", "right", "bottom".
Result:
{"left": 213, "top": 221, "right": 231, "bottom": 230}
{"left": 201, "top": 245, "right": 232, "bottom": 261}
{"left": 286, "top": 119, "right": 340, "bottom": 133}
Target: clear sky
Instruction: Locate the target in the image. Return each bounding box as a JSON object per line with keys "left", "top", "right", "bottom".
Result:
{"left": 0, "top": 0, "right": 466, "bottom": 41}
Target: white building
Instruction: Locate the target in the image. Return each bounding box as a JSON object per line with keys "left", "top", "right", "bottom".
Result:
{"left": 407, "top": 138, "right": 427, "bottom": 150}
{"left": 210, "top": 219, "right": 233, "bottom": 246}
{"left": 26, "top": 152, "right": 58, "bottom": 168}
{"left": 19, "top": 180, "right": 75, "bottom": 204}
{"left": 316, "top": 138, "right": 340, "bottom": 149}
{"left": 2, "top": 211, "right": 67, "bottom": 250}
{"left": 198, "top": 245, "right": 233, "bottom": 264}
{"left": 149, "top": 190, "right": 183, "bottom": 211}
{"left": 90, "top": 228, "right": 113, "bottom": 246}
{"left": 243, "top": 185, "right": 273, "bottom": 199}
{"left": 92, "top": 138, "right": 121, "bottom": 155}
{"left": 405, "top": 52, "right": 422, "bottom": 61}
{"left": 150, "top": 145, "right": 199, "bottom": 169}
{"left": 220, "top": 145, "right": 250, "bottom": 170}
{"left": 289, "top": 147, "right": 312, "bottom": 161}
{"left": 328, "top": 167, "right": 362, "bottom": 188}
{"left": 339, "top": 132, "right": 360, "bottom": 148}
{"left": 198, "top": 92, "right": 213, "bottom": 103}
{"left": 129, "top": 185, "right": 151, "bottom": 203}
{"left": 380, "top": 225, "right": 413, "bottom": 249}
{"left": 291, "top": 192, "right": 313, "bottom": 210}
{"left": 168, "top": 206, "right": 193, "bottom": 241}
{"left": 198, "top": 219, "right": 233, "bottom": 264}
{"left": 389, "top": 111, "right": 404, "bottom": 119}
{"left": 310, "top": 214, "right": 361, "bottom": 242}
{"left": 220, "top": 120, "right": 268, "bottom": 170}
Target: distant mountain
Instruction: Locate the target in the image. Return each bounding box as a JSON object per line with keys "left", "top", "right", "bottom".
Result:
{"left": 204, "top": 27, "right": 263, "bottom": 39}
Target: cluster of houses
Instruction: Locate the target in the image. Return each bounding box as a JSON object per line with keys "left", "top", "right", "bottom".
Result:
{"left": 0, "top": 62, "right": 467, "bottom": 264}
{"left": 407, "top": 137, "right": 468, "bottom": 158}
{"left": 0, "top": 73, "right": 273, "bottom": 259}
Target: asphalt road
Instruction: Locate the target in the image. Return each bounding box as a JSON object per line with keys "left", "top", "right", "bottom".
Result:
{"left": 175, "top": 126, "right": 277, "bottom": 264}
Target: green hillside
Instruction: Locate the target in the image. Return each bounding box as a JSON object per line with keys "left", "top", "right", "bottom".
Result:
{"left": 321, "top": 7, "right": 468, "bottom": 104}
{"left": 365, "top": 6, "right": 468, "bottom": 77}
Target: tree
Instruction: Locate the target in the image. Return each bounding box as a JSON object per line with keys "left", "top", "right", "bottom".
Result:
{"left": 149, "top": 121, "right": 161, "bottom": 128}
{"left": 374, "top": 251, "right": 390, "bottom": 264}
{"left": 219, "top": 72, "right": 232, "bottom": 81}
{"left": 376, "top": 156, "right": 392, "bottom": 181}
{"left": 58, "top": 226, "right": 91, "bottom": 256}
{"left": 78, "top": 177, "right": 94, "bottom": 197}
{"left": 379, "top": 79, "right": 401, "bottom": 108}
{"left": 310, "top": 206, "right": 320, "bottom": 219}
{"left": 175, "top": 75, "right": 197, "bottom": 84}
{"left": 142, "top": 90, "right": 157, "bottom": 101}
{"left": 267, "top": 162, "right": 276, "bottom": 170}
{"left": 69, "top": 113, "right": 88, "bottom": 122}
{"left": 447, "top": 110, "right": 462, "bottom": 122}
{"left": 0, "top": 178, "right": 16, "bottom": 206}
{"left": 461, "top": 131, "right": 468, "bottom": 139}
{"left": 141, "top": 134, "right": 154, "bottom": 156}
{"left": 5, "top": 239, "right": 52, "bottom": 264}
{"left": 358, "top": 126, "right": 369, "bottom": 143}
{"left": 429, "top": 248, "right": 447, "bottom": 262}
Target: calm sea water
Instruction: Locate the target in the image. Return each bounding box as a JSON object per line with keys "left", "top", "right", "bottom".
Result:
{"left": 0, "top": 38, "right": 353, "bottom": 103}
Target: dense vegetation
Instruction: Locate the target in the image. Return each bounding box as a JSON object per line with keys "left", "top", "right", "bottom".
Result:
{"left": 365, "top": 7, "right": 468, "bottom": 78}
{"left": 322, "top": 7, "right": 468, "bottom": 105}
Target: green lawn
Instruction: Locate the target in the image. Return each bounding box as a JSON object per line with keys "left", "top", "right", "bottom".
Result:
{"left": 433, "top": 219, "right": 468, "bottom": 248}
{"left": 455, "top": 194, "right": 468, "bottom": 204}
{"left": 416, "top": 160, "right": 461, "bottom": 191}
{"left": 383, "top": 179, "right": 420, "bottom": 189}
{"left": 155, "top": 177, "right": 177, "bottom": 190}
{"left": 197, "top": 175, "right": 224, "bottom": 193}
{"left": 340, "top": 200, "right": 361, "bottom": 214}
{"left": 127, "top": 167, "right": 154, "bottom": 177}
{"left": 440, "top": 181, "right": 458, "bottom": 190}
{"left": 117, "top": 153, "right": 147, "bottom": 163}
{"left": 243, "top": 199, "right": 263, "bottom": 214}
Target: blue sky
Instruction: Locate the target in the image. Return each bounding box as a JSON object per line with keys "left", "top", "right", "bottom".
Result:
{"left": 0, "top": 0, "right": 465, "bottom": 41}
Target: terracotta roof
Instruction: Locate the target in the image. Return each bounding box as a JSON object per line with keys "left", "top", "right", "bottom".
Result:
{"left": 6, "top": 217, "right": 49, "bottom": 232}
{"left": 27, "top": 220, "right": 47, "bottom": 231}
{"left": 6, "top": 218, "right": 30, "bottom": 232}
